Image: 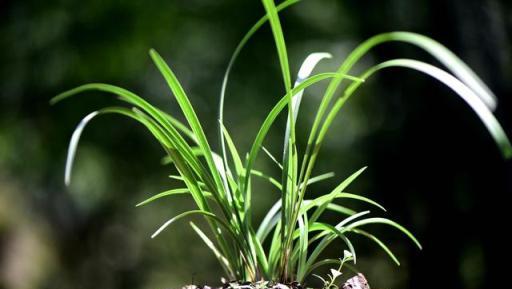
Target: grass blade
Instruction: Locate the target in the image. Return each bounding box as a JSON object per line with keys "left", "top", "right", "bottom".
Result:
{"left": 366, "top": 32, "right": 498, "bottom": 109}
{"left": 152, "top": 210, "right": 231, "bottom": 239}
{"left": 302, "top": 222, "right": 357, "bottom": 272}
{"left": 299, "top": 171, "right": 335, "bottom": 190}
{"left": 64, "top": 111, "right": 100, "bottom": 186}
{"left": 149, "top": 49, "right": 228, "bottom": 195}
{"left": 190, "top": 221, "right": 235, "bottom": 278}
{"left": 351, "top": 59, "right": 512, "bottom": 158}
{"left": 296, "top": 213, "right": 309, "bottom": 281}
{"left": 62, "top": 107, "right": 176, "bottom": 186}
{"left": 52, "top": 84, "right": 211, "bottom": 187}
{"left": 218, "top": 0, "right": 300, "bottom": 186}
{"left": 257, "top": 199, "right": 282, "bottom": 242}
{"left": 242, "top": 72, "right": 361, "bottom": 197}
{"left": 343, "top": 217, "right": 422, "bottom": 250}
{"left": 309, "top": 167, "right": 368, "bottom": 224}
{"left": 350, "top": 228, "right": 400, "bottom": 266}
{"left": 135, "top": 188, "right": 215, "bottom": 207}
{"left": 303, "top": 211, "right": 370, "bottom": 269}
{"left": 261, "top": 0, "right": 292, "bottom": 91}
{"left": 284, "top": 52, "right": 333, "bottom": 167}
{"left": 305, "top": 193, "right": 386, "bottom": 215}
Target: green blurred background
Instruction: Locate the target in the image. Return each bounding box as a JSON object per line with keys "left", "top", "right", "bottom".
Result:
{"left": 1, "top": 0, "right": 511, "bottom": 288}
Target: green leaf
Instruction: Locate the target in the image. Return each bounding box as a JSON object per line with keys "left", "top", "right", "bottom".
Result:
{"left": 364, "top": 32, "right": 498, "bottom": 110}
{"left": 303, "top": 222, "right": 357, "bottom": 272}
{"left": 304, "top": 211, "right": 370, "bottom": 270}
{"left": 61, "top": 106, "right": 175, "bottom": 186}
{"left": 242, "top": 72, "right": 361, "bottom": 197}
{"left": 309, "top": 167, "right": 367, "bottom": 224}
{"left": 152, "top": 210, "right": 232, "bottom": 239}
{"left": 220, "top": 122, "right": 244, "bottom": 179}
{"left": 303, "top": 210, "right": 370, "bottom": 243}
{"left": 299, "top": 171, "right": 335, "bottom": 190}
{"left": 52, "top": 84, "right": 209, "bottom": 187}
{"left": 296, "top": 213, "right": 309, "bottom": 281}
{"left": 262, "top": 146, "right": 283, "bottom": 170}
{"left": 284, "top": 52, "right": 333, "bottom": 156}
{"left": 136, "top": 187, "right": 215, "bottom": 207}
{"left": 261, "top": 0, "right": 292, "bottom": 91}
{"left": 350, "top": 59, "right": 512, "bottom": 158}
{"left": 306, "top": 259, "right": 359, "bottom": 277}
{"left": 250, "top": 229, "right": 270, "bottom": 278}
{"left": 161, "top": 147, "right": 204, "bottom": 165}
{"left": 149, "top": 49, "right": 229, "bottom": 195}
{"left": 256, "top": 198, "right": 282, "bottom": 242}
{"left": 136, "top": 188, "right": 191, "bottom": 207}
{"left": 325, "top": 204, "right": 357, "bottom": 216}
{"left": 343, "top": 217, "right": 422, "bottom": 250}
{"left": 251, "top": 170, "right": 282, "bottom": 190}
{"left": 350, "top": 228, "right": 401, "bottom": 266}
{"left": 305, "top": 192, "right": 386, "bottom": 216}
{"left": 190, "top": 221, "right": 234, "bottom": 278}
{"left": 218, "top": 0, "right": 300, "bottom": 208}
{"left": 63, "top": 111, "right": 100, "bottom": 186}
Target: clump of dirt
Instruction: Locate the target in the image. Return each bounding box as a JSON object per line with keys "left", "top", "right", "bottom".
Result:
{"left": 180, "top": 273, "right": 370, "bottom": 289}
{"left": 223, "top": 280, "right": 304, "bottom": 289}
{"left": 181, "top": 280, "right": 302, "bottom": 289}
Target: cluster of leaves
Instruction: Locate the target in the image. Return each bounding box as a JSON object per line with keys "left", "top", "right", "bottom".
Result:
{"left": 52, "top": 0, "right": 511, "bottom": 284}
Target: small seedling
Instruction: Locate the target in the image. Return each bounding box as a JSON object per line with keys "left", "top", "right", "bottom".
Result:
{"left": 313, "top": 250, "right": 353, "bottom": 289}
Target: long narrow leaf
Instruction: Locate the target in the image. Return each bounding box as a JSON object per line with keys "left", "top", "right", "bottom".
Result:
{"left": 136, "top": 188, "right": 191, "bottom": 207}
{"left": 242, "top": 72, "right": 362, "bottom": 196}
{"left": 190, "top": 221, "right": 234, "bottom": 278}
{"left": 327, "top": 59, "right": 512, "bottom": 158}
{"left": 149, "top": 49, "right": 229, "bottom": 196}
{"left": 309, "top": 167, "right": 367, "bottom": 224}
{"left": 218, "top": 0, "right": 300, "bottom": 186}
{"left": 343, "top": 217, "right": 422, "bottom": 250}
{"left": 350, "top": 228, "right": 401, "bottom": 266}
{"left": 361, "top": 32, "right": 498, "bottom": 109}
{"left": 152, "top": 210, "right": 232, "bottom": 239}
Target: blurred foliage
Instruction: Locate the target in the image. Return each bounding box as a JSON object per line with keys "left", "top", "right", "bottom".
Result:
{"left": 1, "top": 0, "right": 511, "bottom": 288}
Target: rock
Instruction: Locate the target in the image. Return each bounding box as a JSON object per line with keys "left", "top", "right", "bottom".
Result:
{"left": 342, "top": 273, "right": 370, "bottom": 289}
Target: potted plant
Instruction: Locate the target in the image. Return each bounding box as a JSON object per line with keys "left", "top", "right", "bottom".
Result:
{"left": 52, "top": 0, "right": 511, "bottom": 288}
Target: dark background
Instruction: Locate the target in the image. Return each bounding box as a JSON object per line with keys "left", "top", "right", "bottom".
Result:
{"left": 1, "top": 0, "right": 511, "bottom": 288}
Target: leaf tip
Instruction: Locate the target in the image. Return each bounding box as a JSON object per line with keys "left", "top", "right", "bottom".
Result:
{"left": 503, "top": 146, "right": 512, "bottom": 160}
{"left": 49, "top": 96, "right": 59, "bottom": 105}
{"left": 149, "top": 49, "right": 162, "bottom": 63}
{"left": 50, "top": 91, "right": 68, "bottom": 105}
{"left": 413, "top": 238, "right": 423, "bottom": 250}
